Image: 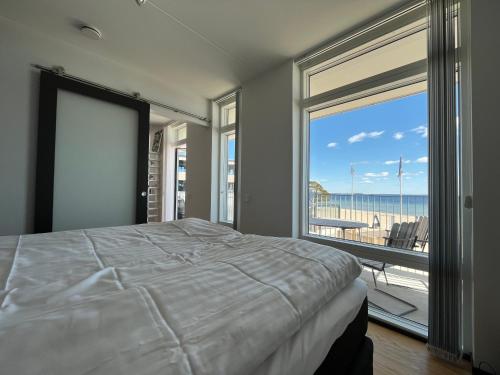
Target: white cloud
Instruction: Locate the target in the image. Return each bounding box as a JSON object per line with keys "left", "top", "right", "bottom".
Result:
{"left": 327, "top": 142, "right": 338, "bottom": 148}
{"left": 412, "top": 125, "right": 428, "bottom": 138}
{"left": 393, "top": 132, "right": 404, "bottom": 140}
{"left": 416, "top": 156, "right": 428, "bottom": 163}
{"left": 369, "top": 130, "right": 384, "bottom": 138}
{"left": 364, "top": 171, "right": 389, "bottom": 178}
{"left": 360, "top": 178, "right": 374, "bottom": 184}
{"left": 348, "top": 132, "right": 367, "bottom": 143}
{"left": 348, "top": 130, "right": 384, "bottom": 143}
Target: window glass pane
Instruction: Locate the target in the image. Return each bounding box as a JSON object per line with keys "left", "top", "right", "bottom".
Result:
{"left": 220, "top": 132, "right": 235, "bottom": 223}
{"left": 308, "top": 91, "right": 429, "bottom": 250}
{"left": 308, "top": 90, "right": 429, "bottom": 328}
{"left": 53, "top": 90, "right": 138, "bottom": 231}
{"left": 309, "top": 27, "right": 426, "bottom": 97}
{"left": 361, "top": 263, "right": 428, "bottom": 326}
{"left": 175, "top": 148, "right": 186, "bottom": 220}
{"left": 226, "top": 107, "right": 236, "bottom": 125}
{"left": 221, "top": 103, "right": 236, "bottom": 126}
{"left": 176, "top": 125, "right": 187, "bottom": 142}
{"left": 311, "top": 81, "right": 427, "bottom": 121}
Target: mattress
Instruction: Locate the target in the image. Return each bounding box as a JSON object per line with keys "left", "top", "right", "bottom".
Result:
{"left": 0, "top": 218, "right": 362, "bottom": 375}
{"left": 255, "top": 278, "right": 367, "bottom": 375}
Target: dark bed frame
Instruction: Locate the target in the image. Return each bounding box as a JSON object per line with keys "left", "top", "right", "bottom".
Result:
{"left": 314, "top": 298, "right": 373, "bottom": 375}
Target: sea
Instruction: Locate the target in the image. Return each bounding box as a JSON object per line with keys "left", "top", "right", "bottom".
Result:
{"left": 311, "top": 193, "right": 429, "bottom": 217}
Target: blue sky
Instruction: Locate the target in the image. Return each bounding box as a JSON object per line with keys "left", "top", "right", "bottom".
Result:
{"left": 309, "top": 92, "right": 428, "bottom": 195}
{"left": 228, "top": 138, "right": 235, "bottom": 160}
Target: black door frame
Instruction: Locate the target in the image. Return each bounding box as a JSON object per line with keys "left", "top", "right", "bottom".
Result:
{"left": 34, "top": 71, "right": 150, "bottom": 233}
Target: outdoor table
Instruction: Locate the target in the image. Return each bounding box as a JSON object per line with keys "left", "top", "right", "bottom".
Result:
{"left": 309, "top": 218, "right": 369, "bottom": 239}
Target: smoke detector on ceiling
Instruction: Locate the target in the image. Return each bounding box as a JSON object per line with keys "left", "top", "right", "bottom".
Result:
{"left": 80, "top": 25, "right": 102, "bottom": 40}
{"left": 135, "top": 0, "right": 147, "bottom": 6}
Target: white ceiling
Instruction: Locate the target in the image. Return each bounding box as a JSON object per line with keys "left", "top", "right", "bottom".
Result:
{"left": 0, "top": 0, "right": 407, "bottom": 99}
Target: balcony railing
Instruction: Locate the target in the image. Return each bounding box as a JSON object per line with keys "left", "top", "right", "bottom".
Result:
{"left": 308, "top": 192, "right": 429, "bottom": 251}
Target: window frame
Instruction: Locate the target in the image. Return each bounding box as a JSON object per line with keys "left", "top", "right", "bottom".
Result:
{"left": 215, "top": 95, "right": 239, "bottom": 226}
{"left": 161, "top": 121, "right": 187, "bottom": 222}
{"left": 219, "top": 128, "right": 236, "bottom": 224}
{"left": 298, "top": 1, "right": 430, "bottom": 273}
{"left": 173, "top": 145, "right": 187, "bottom": 220}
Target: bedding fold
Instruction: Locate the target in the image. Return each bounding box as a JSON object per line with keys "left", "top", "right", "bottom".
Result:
{"left": 0, "top": 218, "right": 362, "bottom": 375}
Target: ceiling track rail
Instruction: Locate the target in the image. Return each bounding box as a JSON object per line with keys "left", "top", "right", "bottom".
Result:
{"left": 31, "top": 64, "right": 210, "bottom": 124}
{"left": 214, "top": 88, "right": 241, "bottom": 104}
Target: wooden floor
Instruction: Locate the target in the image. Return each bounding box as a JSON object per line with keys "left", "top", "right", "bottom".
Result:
{"left": 367, "top": 322, "right": 471, "bottom": 375}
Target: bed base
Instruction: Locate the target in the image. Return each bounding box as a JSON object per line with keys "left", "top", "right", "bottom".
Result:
{"left": 314, "top": 298, "right": 373, "bottom": 375}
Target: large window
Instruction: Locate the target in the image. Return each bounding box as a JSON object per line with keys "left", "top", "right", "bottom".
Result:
{"left": 300, "top": 4, "right": 429, "bottom": 335}
{"left": 218, "top": 99, "right": 238, "bottom": 224}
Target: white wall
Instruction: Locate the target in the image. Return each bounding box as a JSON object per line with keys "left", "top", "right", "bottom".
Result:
{"left": 162, "top": 126, "right": 177, "bottom": 222}
{"left": 209, "top": 102, "right": 221, "bottom": 223}
{"left": 238, "top": 61, "right": 299, "bottom": 237}
{"left": 185, "top": 124, "right": 212, "bottom": 220}
{"left": 0, "top": 16, "right": 209, "bottom": 235}
{"left": 469, "top": 0, "right": 500, "bottom": 372}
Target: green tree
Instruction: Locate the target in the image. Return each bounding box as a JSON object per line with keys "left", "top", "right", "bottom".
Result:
{"left": 309, "top": 181, "right": 329, "bottom": 194}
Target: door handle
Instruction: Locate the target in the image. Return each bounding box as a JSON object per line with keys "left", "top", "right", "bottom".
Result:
{"left": 141, "top": 191, "right": 147, "bottom": 197}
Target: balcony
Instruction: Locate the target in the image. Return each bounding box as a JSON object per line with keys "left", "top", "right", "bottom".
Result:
{"left": 309, "top": 192, "right": 429, "bottom": 327}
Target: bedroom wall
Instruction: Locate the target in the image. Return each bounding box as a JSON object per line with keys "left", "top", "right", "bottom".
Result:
{"left": 0, "top": 16, "right": 209, "bottom": 235}
{"left": 469, "top": 0, "right": 500, "bottom": 372}
{"left": 185, "top": 124, "right": 212, "bottom": 220}
{"left": 238, "top": 60, "right": 300, "bottom": 237}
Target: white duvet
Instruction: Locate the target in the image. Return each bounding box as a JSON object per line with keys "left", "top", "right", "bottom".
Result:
{"left": 0, "top": 218, "right": 362, "bottom": 375}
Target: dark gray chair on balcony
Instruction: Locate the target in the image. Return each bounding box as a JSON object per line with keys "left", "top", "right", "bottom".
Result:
{"left": 361, "top": 221, "right": 418, "bottom": 288}
{"left": 414, "top": 216, "right": 429, "bottom": 251}
{"left": 360, "top": 221, "right": 419, "bottom": 316}
{"left": 384, "top": 221, "right": 419, "bottom": 249}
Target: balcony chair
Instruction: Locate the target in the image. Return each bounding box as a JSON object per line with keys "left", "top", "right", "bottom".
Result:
{"left": 414, "top": 215, "right": 429, "bottom": 251}
{"left": 360, "top": 221, "right": 420, "bottom": 316}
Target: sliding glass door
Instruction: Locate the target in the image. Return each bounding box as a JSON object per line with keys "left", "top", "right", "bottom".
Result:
{"left": 300, "top": 4, "right": 432, "bottom": 335}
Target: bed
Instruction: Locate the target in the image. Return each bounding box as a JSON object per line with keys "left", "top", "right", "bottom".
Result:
{"left": 0, "top": 218, "right": 372, "bottom": 375}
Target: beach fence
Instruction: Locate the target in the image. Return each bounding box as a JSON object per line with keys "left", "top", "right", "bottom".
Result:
{"left": 309, "top": 191, "right": 428, "bottom": 248}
